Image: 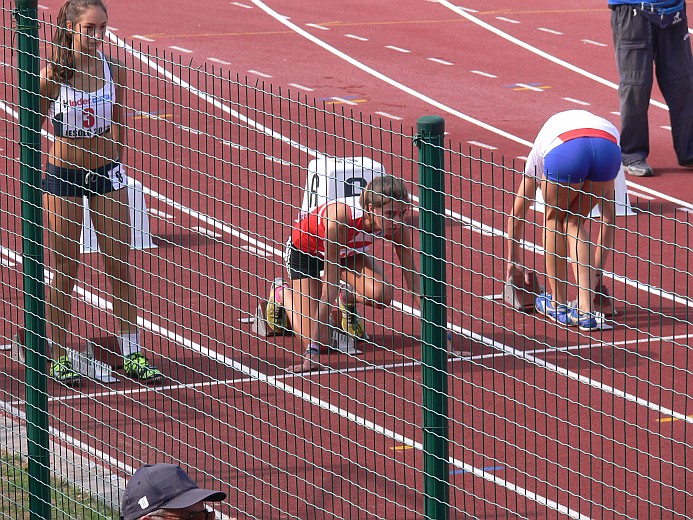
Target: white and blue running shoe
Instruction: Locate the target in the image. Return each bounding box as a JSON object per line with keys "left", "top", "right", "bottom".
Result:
{"left": 535, "top": 293, "right": 568, "bottom": 322}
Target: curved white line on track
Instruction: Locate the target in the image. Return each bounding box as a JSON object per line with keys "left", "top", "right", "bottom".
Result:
{"left": 438, "top": 1, "right": 693, "bottom": 209}
{"left": 250, "top": 0, "right": 693, "bottom": 213}
{"left": 5, "top": 26, "right": 684, "bottom": 517}
{"left": 438, "top": 1, "right": 666, "bottom": 109}
{"left": 249, "top": 0, "right": 532, "bottom": 147}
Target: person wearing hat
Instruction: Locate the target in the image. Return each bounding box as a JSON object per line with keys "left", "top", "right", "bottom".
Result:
{"left": 120, "top": 463, "right": 226, "bottom": 520}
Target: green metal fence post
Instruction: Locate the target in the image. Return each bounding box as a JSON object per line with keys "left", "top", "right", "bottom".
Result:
{"left": 416, "top": 115, "right": 449, "bottom": 520}
{"left": 14, "top": 1, "right": 51, "bottom": 519}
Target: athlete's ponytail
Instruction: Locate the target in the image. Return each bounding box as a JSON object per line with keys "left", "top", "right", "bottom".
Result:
{"left": 50, "top": 0, "right": 108, "bottom": 83}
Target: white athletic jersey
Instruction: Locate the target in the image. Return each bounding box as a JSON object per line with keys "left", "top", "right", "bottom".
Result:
{"left": 524, "top": 110, "right": 620, "bottom": 178}
{"left": 49, "top": 52, "right": 115, "bottom": 139}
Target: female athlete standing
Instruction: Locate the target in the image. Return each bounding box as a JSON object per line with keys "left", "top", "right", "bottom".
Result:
{"left": 39, "top": 0, "right": 160, "bottom": 384}
{"left": 283, "top": 176, "right": 421, "bottom": 373}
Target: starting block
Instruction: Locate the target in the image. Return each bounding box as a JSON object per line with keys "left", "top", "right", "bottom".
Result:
{"left": 9, "top": 332, "right": 118, "bottom": 382}
{"left": 503, "top": 271, "right": 543, "bottom": 312}
{"left": 252, "top": 277, "right": 293, "bottom": 337}
{"left": 328, "top": 314, "right": 362, "bottom": 355}
{"left": 250, "top": 283, "right": 362, "bottom": 354}
{"left": 10, "top": 333, "right": 26, "bottom": 363}
{"left": 68, "top": 341, "right": 119, "bottom": 383}
{"left": 10, "top": 331, "right": 53, "bottom": 364}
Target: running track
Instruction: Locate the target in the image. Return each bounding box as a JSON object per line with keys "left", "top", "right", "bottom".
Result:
{"left": 1, "top": 2, "right": 692, "bottom": 519}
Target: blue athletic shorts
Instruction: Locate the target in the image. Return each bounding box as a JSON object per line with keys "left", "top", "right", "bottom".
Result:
{"left": 544, "top": 137, "right": 621, "bottom": 184}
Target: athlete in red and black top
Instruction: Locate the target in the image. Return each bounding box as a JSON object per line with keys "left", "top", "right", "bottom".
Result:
{"left": 283, "top": 176, "right": 420, "bottom": 372}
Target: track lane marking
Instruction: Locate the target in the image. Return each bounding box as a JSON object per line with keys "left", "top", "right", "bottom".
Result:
{"left": 2, "top": 21, "right": 680, "bottom": 516}
{"left": 537, "top": 27, "right": 563, "bottom": 35}
{"left": 436, "top": 1, "right": 693, "bottom": 209}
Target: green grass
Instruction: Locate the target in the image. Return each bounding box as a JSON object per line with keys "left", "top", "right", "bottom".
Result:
{"left": 0, "top": 453, "right": 117, "bottom": 519}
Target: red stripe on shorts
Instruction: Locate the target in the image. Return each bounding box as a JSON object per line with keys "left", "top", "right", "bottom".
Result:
{"left": 558, "top": 128, "right": 618, "bottom": 144}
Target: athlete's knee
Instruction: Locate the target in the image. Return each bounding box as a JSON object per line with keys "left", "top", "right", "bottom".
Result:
{"left": 366, "top": 282, "right": 392, "bottom": 309}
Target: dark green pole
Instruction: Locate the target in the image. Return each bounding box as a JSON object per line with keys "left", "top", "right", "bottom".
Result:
{"left": 14, "top": 2, "right": 51, "bottom": 519}
{"left": 416, "top": 116, "right": 449, "bottom": 520}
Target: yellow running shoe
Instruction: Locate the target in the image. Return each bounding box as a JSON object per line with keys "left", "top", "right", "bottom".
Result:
{"left": 266, "top": 278, "right": 292, "bottom": 335}
{"left": 338, "top": 288, "right": 368, "bottom": 341}
{"left": 50, "top": 355, "right": 81, "bottom": 386}
{"left": 124, "top": 352, "right": 162, "bottom": 383}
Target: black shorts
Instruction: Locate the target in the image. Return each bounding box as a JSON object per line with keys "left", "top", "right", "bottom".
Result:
{"left": 284, "top": 242, "right": 358, "bottom": 280}
{"left": 43, "top": 162, "right": 126, "bottom": 197}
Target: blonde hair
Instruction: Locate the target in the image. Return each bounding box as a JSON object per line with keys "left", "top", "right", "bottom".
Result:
{"left": 359, "top": 176, "right": 410, "bottom": 217}
{"left": 50, "top": 0, "right": 108, "bottom": 83}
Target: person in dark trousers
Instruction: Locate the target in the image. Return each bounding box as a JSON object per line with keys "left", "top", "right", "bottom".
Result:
{"left": 609, "top": 1, "right": 693, "bottom": 176}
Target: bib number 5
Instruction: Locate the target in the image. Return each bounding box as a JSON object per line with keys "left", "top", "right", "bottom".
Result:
{"left": 82, "top": 107, "right": 96, "bottom": 128}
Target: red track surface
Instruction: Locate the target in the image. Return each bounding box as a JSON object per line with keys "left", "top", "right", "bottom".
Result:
{"left": 2, "top": 1, "right": 692, "bottom": 519}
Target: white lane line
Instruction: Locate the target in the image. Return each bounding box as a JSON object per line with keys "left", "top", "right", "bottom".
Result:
{"left": 103, "top": 21, "right": 693, "bottom": 317}
{"left": 563, "top": 97, "right": 590, "bottom": 106}
{"left": 470, "top": 70, "right": 497, "bottom": 78}
{"left": 37, "top": 3, "right": 49, "bottom": 8}
{"left": 170, "top": 46, "right": 193, "bottom": 53}
{"left": 537, "top": 27, "right": 563, "bottom": 35}
{"left": 132, "top": 35, "right": 155, "bottom": 42}
{"left": 241, "top": 245, "right": 271, "bottom": 257}
{"left": 148, "top": 208, "right": 174, "bottom": 219}
{"left": 610, "top": 111, "right": 620, "bottom": 116}
{"left": 208, "top": 57, "right": 231, "bottom": 65}
{"left": 288, "top": 83, "right": 314, "bottom": 91}
{"left": 98, "top": 27, "right": 594, "bottom": 517}
{"left": 515, "top": 82, "right": 543, "bottom": 92}
{"left": 385, "top": 45, "right": 411, "bottom": 53}
{"left": 241, "top": 4, "right": 693, "bottom": 308}
{"left": 496, "top": 16, "right": 520, "bottom": 24}
{"left": 331, "top": 96, "right": 358, "bottom": 105}
{"left": 375, "top": 111, "right": 403, "bottom": 121}
{"left": 191, "top": 226, "right": 223, "bottom": 239}
{"left": 627, "top": 190, "right": 655, "bottom": 201}
{"left": 440, "top": 1, "right": 669, "bottom": 112}
{"left": 345, "top": 34, "right": 368, "bottom": 41}
{"left": 679, "top": 208, "right": 693, "bottom": 214}
{"left": 232, "top": 1, "right": 253, "bottom": 8}
{"left": 108, "top": 27, "right": 119, "bottom": 32}
{"left": 428, "top": 57, "right": 454, "bottom": 65}
{"left": 457, "top": 6, "right": 478, "bottom": 12}
{"left": 306, "top": 23, "right": 329, "bottom": 30}
{"left": 468, "top": 141, "right": 497, "bottom": 150}
{"left": 242, "top": 7, "right": 532, "bottom": 147}
{"left": 661, "top": 125, "right": 672, "bottom": 131}
{"left": 247, "top": 69, "right": 272, "bottom": 78}
{"left": 581, "top": 39, "right": 607, "bottom": 47}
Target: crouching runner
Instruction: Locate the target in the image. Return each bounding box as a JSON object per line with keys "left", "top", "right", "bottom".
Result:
{"left": 282, "top": 175, "right": 421, "bottom": 372}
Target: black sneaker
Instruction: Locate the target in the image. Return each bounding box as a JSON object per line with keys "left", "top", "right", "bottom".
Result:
{"left": 624, "top": 160, "right": 653, "bottom": 177}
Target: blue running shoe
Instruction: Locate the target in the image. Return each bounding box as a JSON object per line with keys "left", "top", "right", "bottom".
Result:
{"left": 567, "top": 308, "right": 599, "bottom": 331}
{"left": 535, "top": 293, "right": 568, "bottom": 322}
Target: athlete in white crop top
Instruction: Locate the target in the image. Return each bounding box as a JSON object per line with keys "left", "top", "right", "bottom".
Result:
{"left": 49, "top": 51, "right": 115, "bottom": 139}
{"left": 38, "top": 0, "right": 161, "bottom": 386}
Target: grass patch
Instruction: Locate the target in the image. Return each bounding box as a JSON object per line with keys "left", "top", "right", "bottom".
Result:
{"left": 0, "top": 452, "right": 117, "bottom": 519}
